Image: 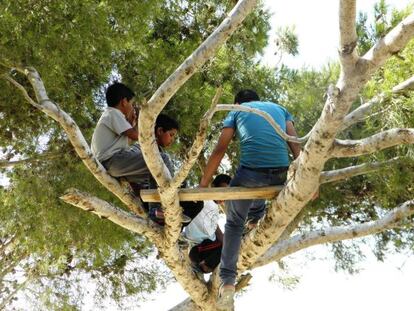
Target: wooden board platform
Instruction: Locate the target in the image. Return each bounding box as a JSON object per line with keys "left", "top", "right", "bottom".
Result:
{"left": 140, "top": 186, "right": 284, "bottom": 202}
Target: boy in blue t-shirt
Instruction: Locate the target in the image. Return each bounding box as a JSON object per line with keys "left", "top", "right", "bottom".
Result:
{"left": 200, "top": 89, "right": 301, "bottom": 310}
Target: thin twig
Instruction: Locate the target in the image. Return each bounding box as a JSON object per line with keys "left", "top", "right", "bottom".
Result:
{"left": 2, "top": 74, "right": 40, "bottom": 108}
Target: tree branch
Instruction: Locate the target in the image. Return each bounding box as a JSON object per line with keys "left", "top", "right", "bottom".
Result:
{"left": 361, "top": 12, "right": 414, "bottom": 75}
{"left": 145, "top": 0, "right": 258, "bottom": 117}
{"left": 236, "top": 2, "right": 414, "bottom": 279}
{"left": 254, "top": 200, "right": 414, "bottom": 268}
{"left": 237, "top": 85, "right": 343, "bottom": 272}
{"left": 0, "top": 153, "right": 60, "bottom": 169}
{"left": 392, "top": 75, "right": 414, "bottom": 93}
{"left": 2, "top": 74, "right": 41, "bottom": 108}
{"left": 331, "top": 128, "right": 414, "bottom": 158}
{"left": 341, "top": 75, "right": 414, "bottom": 131}
{"left": 170, "top": 87, "right": 222, "bottom": 189}
{"left": 138, "top": 0, "right": 258, "bottom": 189}
{"left": 320, "top": 157, "right": 401, "bottom": 184}
{"left": 61, "top": 188, "right": 212, "bottom": 309}
{"left": 341, "top": 93, "right": 386, "bottom": 131}
{"left": 169, "top": 298, "right": 200, "bottom": 311}
{"left": 339, "top": 0, "right": 358, "bottom": 65}
{"left": 60, "top": 188, "right": 161, "bottom": 240}
{"left": 5, "top": 68, "right": 147, "bottom": 218}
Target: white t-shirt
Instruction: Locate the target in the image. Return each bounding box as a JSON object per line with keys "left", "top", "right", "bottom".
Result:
{"left": 183, "top": 200, "right": 220, "bottom": 244}
{"left": 91, "top": 107, "right": 132, "bottom": 162}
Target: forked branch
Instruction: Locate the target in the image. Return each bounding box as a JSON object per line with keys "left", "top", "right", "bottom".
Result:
{"left": 138, "top": 0, "right": 258, "bottom": 189}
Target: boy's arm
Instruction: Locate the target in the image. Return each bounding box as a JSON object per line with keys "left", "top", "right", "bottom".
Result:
{"left": 123, "top": 108, "right": 139, "bottom": 140}
{"left": 123, "top": 128, "right": 138, "bottom": 141}
{"left": 200, "top": 127, "right": 234, "bottom": 187}
{"left": 286, "top": 120, "right": 301, "bottom": 159}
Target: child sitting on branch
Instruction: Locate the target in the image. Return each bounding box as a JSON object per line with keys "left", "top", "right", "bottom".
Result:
{"left": 91, "top": 82, "right": 190, "bottom": 224}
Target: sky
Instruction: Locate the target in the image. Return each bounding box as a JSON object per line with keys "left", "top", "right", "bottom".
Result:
{"left": 137, "top": 1, "right": 414, "bottom": 310}
{"left": 261, "top": 0, "right": 413, "bottom": 69}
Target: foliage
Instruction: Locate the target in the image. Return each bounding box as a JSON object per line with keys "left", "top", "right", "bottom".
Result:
{"left": 280, "top": 2, "right": 414, "bottom": 273}
{"left": 0, "top": 0, "right": 283, "bottom": 308}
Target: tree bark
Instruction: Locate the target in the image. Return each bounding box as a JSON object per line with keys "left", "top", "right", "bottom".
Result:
{"left": 332, "top": 129, "right": 414, "bottom": 158}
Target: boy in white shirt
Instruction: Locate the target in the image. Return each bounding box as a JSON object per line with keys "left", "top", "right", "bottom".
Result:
{"left": 91, "top": 82, "right": 186, "bottom": 224}
{"left": 185, "top": 174, "right": 231, "bottom": 274}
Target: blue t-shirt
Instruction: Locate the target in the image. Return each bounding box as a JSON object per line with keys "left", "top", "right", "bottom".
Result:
{"left": 222, "top": 101, "right": 293, "bottom": 168}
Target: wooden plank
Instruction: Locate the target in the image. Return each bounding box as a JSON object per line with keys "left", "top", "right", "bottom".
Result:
{"left": 140, "top": 186, "right": 284, "bottom": 202}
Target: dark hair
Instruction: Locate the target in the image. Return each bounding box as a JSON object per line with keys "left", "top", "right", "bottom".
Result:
{"left": 234, "top": 89, "right": 260, "bottom": 104}
{"left": 155, "top": 114, "right": 179, "bottom": 131}
{"left": 212, "top": 174, "right": 231, "bottom": 188}
{"left": 106, "top": 82, "right": 135, "bottom": 107}
{"left": 189, "top": 239, "right": 222, "bottom": 272}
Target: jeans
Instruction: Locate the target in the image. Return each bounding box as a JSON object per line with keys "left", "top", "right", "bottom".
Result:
{"left": 220, "top": 166, "right": 287, "bottom": 286}
{"left": 103, "top": 144, "right": 174, "bottom": 213}
{"left": 103, "top": 144, "right": 174, "bottom": 185}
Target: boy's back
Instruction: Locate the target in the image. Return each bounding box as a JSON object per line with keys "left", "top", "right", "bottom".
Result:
{"left": 183, "top": 200, "right": 220, "bottom": 244}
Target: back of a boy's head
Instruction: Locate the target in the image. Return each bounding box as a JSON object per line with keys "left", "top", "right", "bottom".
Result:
{"left": 155, "top": 114, "right": 179, "bottom": 131}
{"left": 212, "top": 174, "right": 231, "bottom": 188}
{"left": 189, "top": 240, "right": 222, "bottom": 270}
{"left": 106, "top": 82, "right": 135, "bottom": 107}
{"left": 234, "top": 89, "right": 260, "bottom": 104}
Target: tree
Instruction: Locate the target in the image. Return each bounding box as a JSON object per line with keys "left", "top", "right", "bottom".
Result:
{"left": 1, "top": 0, "right": 414, "bottom": 310}
{"left": 0, "top": 0, "right": 275, "bottom": 308}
